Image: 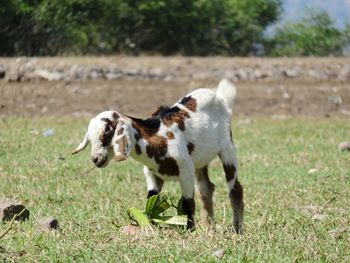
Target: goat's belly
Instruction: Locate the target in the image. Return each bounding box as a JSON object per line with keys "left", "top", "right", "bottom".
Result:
{"left": 192, "top": 146, "right": 219, "bottom": 169}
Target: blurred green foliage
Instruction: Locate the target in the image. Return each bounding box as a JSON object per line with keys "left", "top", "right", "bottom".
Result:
{"left": 266, "top": 10, "right": 350, "bottom": 56}
{"left": 1, "top": 1, "right": 349, "bottom": 56}
{"left": 0, "top": 0, "right": 282, "bottom": 56}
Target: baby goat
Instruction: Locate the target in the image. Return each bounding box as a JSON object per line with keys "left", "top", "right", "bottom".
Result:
{"left": 73, "top": 79, "right": 244, "bottom": 233}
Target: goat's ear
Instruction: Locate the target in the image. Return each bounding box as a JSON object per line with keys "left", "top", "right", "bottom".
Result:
{"left": 72, "top": 132, "right": 90, "bottom": 155}
{"left": 112, "top": 111, "right": 120, "bottom": 120}
{"left": 112, "top": 125, "right": 132, "bottom": 162}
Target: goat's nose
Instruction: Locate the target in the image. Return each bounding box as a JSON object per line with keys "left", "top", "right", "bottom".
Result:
{"left": 92, "top": 156, "right": 99, "bottom": 164}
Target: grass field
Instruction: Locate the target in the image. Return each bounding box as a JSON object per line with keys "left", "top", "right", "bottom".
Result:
{"left": 0, "top": 117, "right": 349, "bottom": 262}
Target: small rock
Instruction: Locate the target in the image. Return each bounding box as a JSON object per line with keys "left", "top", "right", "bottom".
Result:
{"left": 311, "top": 214, "right": 326, "bottom": 221}
{"left": 0, "top": 199, "right": 30, "bottom": 222}
{"left": 7, "top": 70, "right": 24, "bottom": 82}
{"left": 308, "top": 168, "right": 318, "bottom": 174}
{"left": 235, "top": 69, "right": 248, "bottom": 80}
{"left": 36, "top": 217, "right": 59, "bottom": 231}
{"left": 105, "top": 72, "right": 122, "bottom": 80}
{"left": 148, "top": 67, "right": 166, "bottom": 79}
{"left": 338, "top": 141, "right": 350, "bottom": 152}
{"left": 34, "top": 69, "right": 63, "bottom": 81}
{"left": 41, "top": 106, "right": 49, "bottom": 114}
{"left": 297, "top": 205, "right": 319, "bottom": 218}
{"left": 308, "top": 69, "right": 327, "bottom": 80}
{"left": 329, "top": 227, "right": 348, "bottom": 239}
{"left": 164, "top": 75, "right": 174, "bottom": 82}
{"left": 283, "top": 68, "right": 299, "bottom": 78}
{"left": 120, "top": 225, "right": 143, "bottom": 235}
{"left": 42, "top": 128, "right": 55, "bottom": 137}
{"left": 89, "top": 70, "right": 102, "bottom": 80}
{"left": 212, "top": 249, "right": 225, "bottom": 259}
{"left": 283, "top": 92, "right": 290, "bottom": 99}
{"left": 120, "top": 225, "right": 153, "bottom": 236}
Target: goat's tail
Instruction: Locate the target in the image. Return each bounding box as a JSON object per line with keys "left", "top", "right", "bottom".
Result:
{"left": 216, "top": 79, "right": 237, "bottom": 114}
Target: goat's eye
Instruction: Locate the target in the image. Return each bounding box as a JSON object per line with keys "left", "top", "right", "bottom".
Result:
{"left": 105, "top": 125, "right": 113, "bottom": 133}
{"left": 101, "top": 126, "right": 114, "bottom": 147}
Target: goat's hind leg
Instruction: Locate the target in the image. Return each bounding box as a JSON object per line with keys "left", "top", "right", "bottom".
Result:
{"left": 219, "top": 144, "right": 244, "bottom": 234}
{"left": 196, "top": 166, "right": 215, "bottom": 228}
{"left": 143, "top": 166, "right": 164, "bottom": 198}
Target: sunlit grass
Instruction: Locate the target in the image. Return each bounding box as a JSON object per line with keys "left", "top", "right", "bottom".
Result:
{"left": 0, "top": 117, "right": 349, "bottom": 262}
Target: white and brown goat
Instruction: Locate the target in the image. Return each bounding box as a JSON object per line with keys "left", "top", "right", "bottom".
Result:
{"left": 73, "top": 79, "right": 244, "bottom": 233}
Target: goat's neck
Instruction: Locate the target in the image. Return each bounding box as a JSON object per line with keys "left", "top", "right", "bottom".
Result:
{"left": 124, "top": 115, "right": 162, "bottom": 165}
{"left": 125, "top": 115, "right": 161, "bottom": 140}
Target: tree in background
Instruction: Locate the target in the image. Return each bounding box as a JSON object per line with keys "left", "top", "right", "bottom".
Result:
{"left": 266, "top": 10, "right": 350, "bottom": 56}
{"left": 0, "top": 0, "right": 117, "bottom": 56}
{"left": 0, "top": 0, "right": 282, "bottom": 56}
{"left": 113, "top": 0, "right": 282, "bottom": 55}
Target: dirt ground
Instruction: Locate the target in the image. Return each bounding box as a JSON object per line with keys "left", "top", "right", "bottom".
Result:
{"left": 0, "top": 57, "right": 349, "bottom": 119}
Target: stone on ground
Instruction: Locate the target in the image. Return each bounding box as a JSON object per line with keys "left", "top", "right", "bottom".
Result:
{"left": 0, "top": 199, "right": 30, "bottom": 222}
{"left": 36, "top": 217, "right": 59, "bottom": 231}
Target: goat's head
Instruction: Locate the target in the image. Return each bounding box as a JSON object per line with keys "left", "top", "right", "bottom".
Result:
{"left": 72, "top": 111, "right": 132, "bottom": 167}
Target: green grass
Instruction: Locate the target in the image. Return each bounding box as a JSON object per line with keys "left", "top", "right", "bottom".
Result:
{"left": 0, "top": 117, "right": 349, "bottom": 262}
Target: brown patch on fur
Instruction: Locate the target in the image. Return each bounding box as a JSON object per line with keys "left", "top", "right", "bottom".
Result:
{"left": 115, "top": 134, "right": 128, "bottom": 156}
{"left": 146, "top": 136, "right": 168, "bottom": 159}
{"left": 129, "top": 116, "right": 180, "bottom": 176}
{"left": 167, "top": 131, "right": 175, "bottom": 139}
{"left": 135, "top": 144, "right": 142, "bottom": 155}
{"left": 162, "top": 109, "right": 190, "bottom": 131}
{"left": 223, "top": 164, "right": 237, "bottom": 182}
{"left": 180, "top": 96, "right": 197, "bottom": 112}
{"left": 117, "top": 127, "right": 124, "bottom": 136}
{"left": 157, "top": 157, "right": 179, "bottom": 176}
{"left": 130, "top": 117, "right": 168, "bottom": 163}
{"left": 131, "top": 121, "right": 158, "bottom": 139}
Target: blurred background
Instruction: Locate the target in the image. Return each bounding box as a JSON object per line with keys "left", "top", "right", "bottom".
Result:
{"left": 1, "top": 0, "right": 349, "bottom": 56}
{"left": 0, "top": 0, "right": 349, "bottom": 118}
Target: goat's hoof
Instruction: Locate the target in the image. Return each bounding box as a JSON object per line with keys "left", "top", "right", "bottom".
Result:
{"left": 186, "top": 220, "right": 196, "bottom": 232}
{"left": 233, "top": 226, "right": 243, "bottom": 235}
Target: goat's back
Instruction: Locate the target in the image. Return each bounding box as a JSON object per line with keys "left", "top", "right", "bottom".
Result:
{"left": 173, "top": 86, "right": 234, "bottom": 168}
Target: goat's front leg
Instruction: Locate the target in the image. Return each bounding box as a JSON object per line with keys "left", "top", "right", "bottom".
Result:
{"left": 143, "top": 166, "right": 164, "bottom": 198}
{"left": 179, "top": 162, "right": 196, "bottom": 230}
